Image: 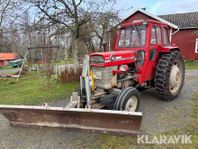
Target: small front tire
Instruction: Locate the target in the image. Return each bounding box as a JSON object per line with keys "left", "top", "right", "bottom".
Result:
{"left": 114, "top": 87, "right": 140, "bottom": 112}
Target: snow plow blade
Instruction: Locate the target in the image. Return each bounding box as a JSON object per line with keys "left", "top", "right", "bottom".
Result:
{"left": 0, "top": 105, "right": 142, "bottom": 135}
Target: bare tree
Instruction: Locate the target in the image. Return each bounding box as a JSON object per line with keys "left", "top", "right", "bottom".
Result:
{"left": 0, "top": 0, "right": 24, "bottom": 28}
{"left": 92, "top": 11, "right": 120, "bottom": 51}
{"left": 0, "top": 0, "right": 32, "bottom": 52}
{"left": 28, "top": 0, "right": 117, "bottom": 65}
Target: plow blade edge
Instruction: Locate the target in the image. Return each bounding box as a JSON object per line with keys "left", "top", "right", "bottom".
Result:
{"left": 0, "top": 105, "right": 142, "bottom": 135}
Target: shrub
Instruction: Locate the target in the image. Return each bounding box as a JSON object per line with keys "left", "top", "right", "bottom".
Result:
{"left": 58, "top": 66, "right": 82, "bottom": 83}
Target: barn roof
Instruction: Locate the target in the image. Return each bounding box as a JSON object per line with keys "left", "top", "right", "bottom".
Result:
{"left": 0, "top": 53, "right": 16, "bottom": 60}
{"left": 123, "top": 8, "right": 178, "bottom": 29}
{"left": 159, "top": 12, "right": 198, "bottom": 29}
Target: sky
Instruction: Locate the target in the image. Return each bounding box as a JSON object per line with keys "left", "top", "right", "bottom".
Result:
{"left": 27, "top": 0, "right": 198, "bottom": 23}
{"left": 114, "top": 0, "right": 198, "bottom": 18}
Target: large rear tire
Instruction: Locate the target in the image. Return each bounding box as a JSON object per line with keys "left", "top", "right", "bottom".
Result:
{"left": 155, "top": 50, "right": 185, "bottom": 101}
{"left": 114, "top": 87, "right": 140, "bottom": 112}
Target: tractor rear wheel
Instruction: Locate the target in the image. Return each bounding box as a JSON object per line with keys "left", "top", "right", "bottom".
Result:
{"left": 155, "top": 50, "right": 185, "bottom": 101}
{"left": 114, "top": 87, "right": 140, "bottom": 112}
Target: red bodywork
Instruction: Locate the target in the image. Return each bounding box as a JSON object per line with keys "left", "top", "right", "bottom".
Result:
{"left": 90, "top": 20, "right": 180, "bottom": 85}
{"left": 90, "top": 50, "right": 136, "bottom": 67}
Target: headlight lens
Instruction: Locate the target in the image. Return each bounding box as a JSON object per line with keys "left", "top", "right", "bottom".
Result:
{"left": 110, "top": 54, "right": 116, "bottom": 62}
{"left": 119, "top": 65, "right": 128, "bottom": 71}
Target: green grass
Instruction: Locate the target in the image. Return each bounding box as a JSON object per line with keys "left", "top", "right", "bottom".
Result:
{"left": 0, "top": 65, "right": 13, "bottom": 69}
{"left": 90, "top": 135, "right": 136, "bottom": 149}
{"left": 0, "top": 72, "right": 79, "bottom": 105}
{"left": 185, "top": 61, "right": 198, "bottom": 70}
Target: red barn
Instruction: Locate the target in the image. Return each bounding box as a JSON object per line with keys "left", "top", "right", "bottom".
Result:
{"left": 160, "top": 12, "right": 198, "bottom": 60}
{"left": 110, "top": 8, "right": 198, "bottom": 60}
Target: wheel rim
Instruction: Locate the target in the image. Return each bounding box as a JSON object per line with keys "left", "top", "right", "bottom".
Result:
{"left": 169, "top": 62, "right": 182, "bottom": 94}
{"left": 125, "top": 96, "right": 138, "bottom": 112}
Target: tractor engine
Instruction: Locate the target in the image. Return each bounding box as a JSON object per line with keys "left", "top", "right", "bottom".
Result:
{"left": 90, "top": 50, "right": 138, "bottom": 90}
{"left": 91, "top": 66, "right": 117, "bottom": 89}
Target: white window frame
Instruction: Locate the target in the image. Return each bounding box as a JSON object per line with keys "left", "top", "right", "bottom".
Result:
{"left": 195, "top": 38, "right": 198, "bottom": 53}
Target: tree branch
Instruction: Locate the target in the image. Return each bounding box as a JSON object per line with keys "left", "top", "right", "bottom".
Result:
{"left": 76, "top": 0, "right": 83, "bottom": 7}
{"left": 57, "top": 0, "right": 73, "bottom": 17}
{"left": 37, "top": 5, "right": 74, "bottom": 32}
{"left": 0, "top": 0, "right": 11, "bottom": 27}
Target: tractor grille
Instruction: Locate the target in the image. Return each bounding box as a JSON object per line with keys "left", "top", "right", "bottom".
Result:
{"left": 90, "top": 56, "right": 104, "bottom": 64}
{"left": 92, "top": 66, "right": 117, "bottom": 89}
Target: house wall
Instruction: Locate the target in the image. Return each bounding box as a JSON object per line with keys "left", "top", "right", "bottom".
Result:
{"left": 172, "top": 29, "right": 198, "bottom": 60}
{"left": 123, "top": 12, "right": 156, "bottom": 23}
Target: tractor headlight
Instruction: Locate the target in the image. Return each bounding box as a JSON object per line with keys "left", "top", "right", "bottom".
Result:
{"left": 136, "top": 50, "right": 145, "bottom": 66}
{"left": 119, "top": 65, "right": 129, "bottom": 72}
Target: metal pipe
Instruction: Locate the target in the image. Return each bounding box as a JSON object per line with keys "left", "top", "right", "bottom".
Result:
{"left": 170, "top": 28, "right": 179, "bottom": 43}
{"left": 169, "top": 29, "right": 172, "bottom": 42}
{"left": 171, "top": 28, "right": 180, "bottom": 36}
{"left": 85, "top": 76, "right": 91, "bottom": 109}
{"left": 80, "top": 76, "right": 83, "bottom": 96}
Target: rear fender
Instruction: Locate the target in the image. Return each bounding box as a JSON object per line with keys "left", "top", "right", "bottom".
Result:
{"left": 160, "top": 46, "right": 180, "bottom": 53}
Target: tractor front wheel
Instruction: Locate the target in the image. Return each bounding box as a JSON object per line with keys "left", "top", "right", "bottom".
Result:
{"left": 155, "top": 50, "right": 185, "bottom": 101}
{"left": 114, "top": 87, "right": 140, "bottom": 112}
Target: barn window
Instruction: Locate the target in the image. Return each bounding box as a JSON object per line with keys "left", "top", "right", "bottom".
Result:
{"left": 195, "top": 38, "right": 198, "bottom": 53}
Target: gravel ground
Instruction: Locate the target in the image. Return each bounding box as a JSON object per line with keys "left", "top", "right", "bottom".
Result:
{"left": 0, "top": 70, "right": 198, "bottom": 148}
{"left": 139, "top": 70, "right": 198, "bottom": 133}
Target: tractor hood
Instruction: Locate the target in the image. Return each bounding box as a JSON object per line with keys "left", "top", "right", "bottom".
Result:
{"left": 90, "top": 50, "right": 136, "bottom": 67}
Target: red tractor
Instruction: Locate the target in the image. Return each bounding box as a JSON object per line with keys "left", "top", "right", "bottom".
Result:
{"left": 0, "top": 20, "right": 185, "bottom": 135}
{"left": 85, "top": 19, "right": 185, "bottom": 112}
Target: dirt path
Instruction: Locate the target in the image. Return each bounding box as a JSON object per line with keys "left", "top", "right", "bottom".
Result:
{"left": 0, "top": 70, "right": 198, "bottom": 148}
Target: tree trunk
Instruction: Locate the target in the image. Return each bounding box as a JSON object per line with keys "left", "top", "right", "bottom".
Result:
{"left": 64, "top": 37, "right": 69, "bottom": 61}
{"left": 99, "top": 39, "right": 103, "bottom": 52}
{"left": 71, "top": 34, "right": 79, "bottom": 72}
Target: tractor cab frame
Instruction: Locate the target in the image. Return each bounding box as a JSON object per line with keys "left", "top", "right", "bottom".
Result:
{"left": 114, "top": 20, "right": 180, "bottom": 85}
